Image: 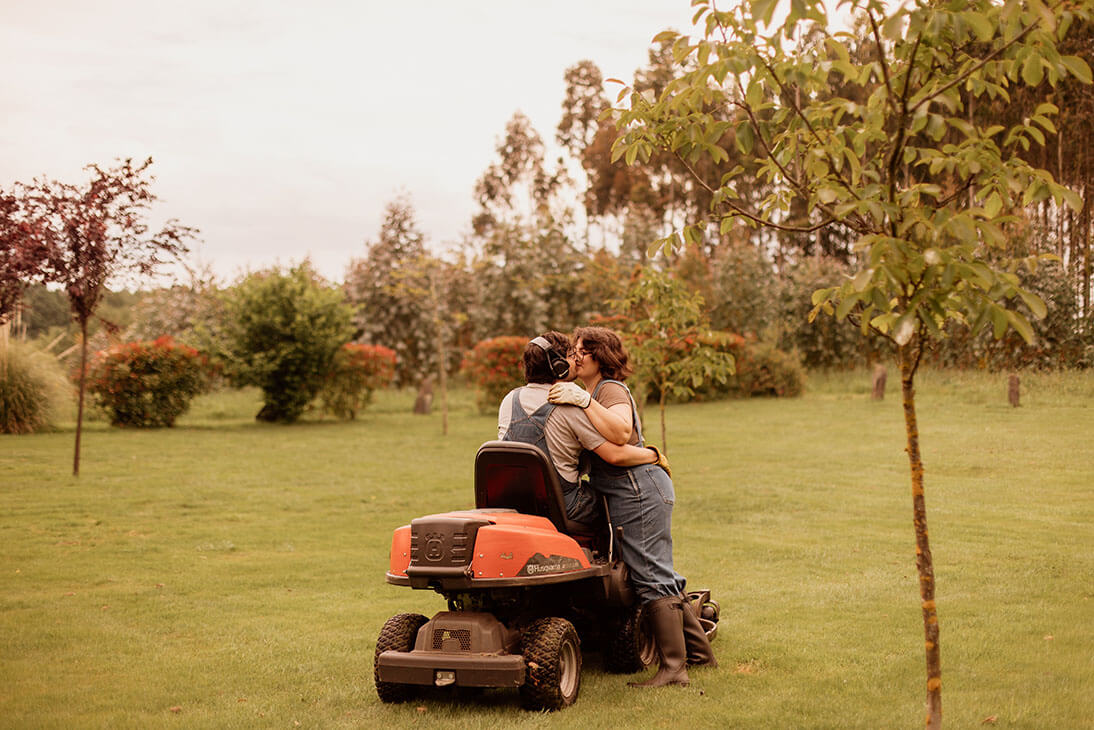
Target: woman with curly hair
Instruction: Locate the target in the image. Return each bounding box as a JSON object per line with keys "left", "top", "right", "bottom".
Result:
{"left": 548, "top": 326, "right": 716, "bottom": 687}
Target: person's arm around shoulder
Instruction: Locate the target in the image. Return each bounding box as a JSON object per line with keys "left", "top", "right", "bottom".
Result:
{"left": 549, "top": 381, "right": 632, "bottom": 444}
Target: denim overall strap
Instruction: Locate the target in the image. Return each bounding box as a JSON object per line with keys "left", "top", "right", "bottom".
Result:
{"left": 502, "top": 387, "right": 595, "bottom": 521}
{"left": 502, "top": 387, "right": 556, "bottom": 459}
{"left": 589, "top": 379, "right": 643, "bottom": 479}
{"left": 590, "top": 378, "right": 643, "bottom": 446}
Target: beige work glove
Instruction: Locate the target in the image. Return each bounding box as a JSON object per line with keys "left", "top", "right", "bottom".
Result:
{"left": 548, "top": 381, "right": 591, "bottom": 409}
{"left": 647, "top": 445, "right": 671, "bottom": 477}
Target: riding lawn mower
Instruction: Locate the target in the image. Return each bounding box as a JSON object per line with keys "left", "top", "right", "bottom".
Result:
{"left": 373, "top": 440, "right": 719, "bottom": 710}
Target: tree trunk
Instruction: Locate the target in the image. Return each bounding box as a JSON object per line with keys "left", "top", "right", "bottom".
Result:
{"left": 437, "top": 330, "right": 448, "bottom": 437}
{"left": 871, "top": 363, "right": 887, "bottom": 400}
{"left": 0, "top": 319, "right": 9, "bottom": 379}
{"left": 413, "top": 377, "right": 433, "bottom": 415}
{"left": 1083, "top": 187, "right": 1091, "bottom": 321}
{"left": 899, "top": 344, "right": 941, "bottom": 730}
{"left": 74, "top": 319, "right": 88, "bottom": 477}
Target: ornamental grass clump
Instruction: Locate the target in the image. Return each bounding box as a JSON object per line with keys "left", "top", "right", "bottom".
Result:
{"left": 88, "top": 336, "right": 210, "bottom": 427}
{"left": 460, "top": 336, "right": 527, "bottom": 414}
{"left": 0, "top": 341, "right": 70, "bottom": 434}
{"left": 319, "top": 343, "right": 397, "bottom": 420}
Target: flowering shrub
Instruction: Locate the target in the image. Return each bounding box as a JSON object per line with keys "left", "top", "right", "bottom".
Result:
{"left": 318, "top": 343, "right": 397, "bottom": 419}
{"left": 88, "top": 336, "right": 210, "bottom": 427}
{"left": 460, "top": 336, "right": 527, "bottom": 414}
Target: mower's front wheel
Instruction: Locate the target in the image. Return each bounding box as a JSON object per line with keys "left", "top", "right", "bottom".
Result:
{"left": 519, "top": 617, "right": 581, "bottom": 711}
{"left": 605, "top": 604, "right": 656, "bottom": 673}
{"left": 374, "top": 612, "right": 428, "bottom": 703}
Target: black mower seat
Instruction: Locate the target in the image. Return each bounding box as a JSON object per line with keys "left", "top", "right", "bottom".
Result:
{"left": 474, "top": 440, "right": 600, "bottom": 540}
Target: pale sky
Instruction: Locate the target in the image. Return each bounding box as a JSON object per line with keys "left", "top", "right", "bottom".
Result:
{"left": 2, "top": 0, "right": 698, "bottom": 284}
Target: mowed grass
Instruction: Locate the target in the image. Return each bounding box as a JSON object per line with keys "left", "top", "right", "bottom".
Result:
{"left": 1, "top": 371, "right": 1091, "bottom": 729}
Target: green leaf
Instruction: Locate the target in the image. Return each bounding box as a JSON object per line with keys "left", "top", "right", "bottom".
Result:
{"left": 882, "top": 12, "right": 904, "bottom": 41}
{"left": 753, "top": 0, "right": 779, "bottom": 25}
{"left": 990, "top": 305, "right": 1008, "bottom": 339}
{"left": 1022, "top": 53, "right": 1044, "bottom": 86}
{"left": 1061, "top": 55, "right": 1093, "bottom": 83}
{"left": 984, "top": 191, "right": 1003, "bottom": 218}
{"left": 1006, "top": 309, "right": 1035, "bottom": 344}
{"left": 1017, "top": 289, "right": 1048, "bottom": 319}
{"left": 835, "top": 291, "right": 860, "bottom": 320}
{"left": 852, "top": 268, "right": 873, "bottom": 292}
{"left": 811, "top": 287, "right": 834, "bottom": 306}
{"left": 745, "top": 79, "right": 764, "bottom": 108}
{"left": 963, "top": 11, "right": 995, "bottom": 42}
{"left": 1060, "top": 187, "right": 1084, "bottom": 212}
{"left": 736, "top": 122, "right": 755, "bottom": 155}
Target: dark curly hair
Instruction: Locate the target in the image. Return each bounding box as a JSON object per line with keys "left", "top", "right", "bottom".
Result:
{"left": 573, "top": 326, "right": 632, "bottom": 381}
{"left": 522, "top": 331, "right": 572, "bottom": 384}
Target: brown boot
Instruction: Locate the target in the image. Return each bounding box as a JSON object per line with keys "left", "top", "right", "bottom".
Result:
{"left": 628, "top": 596, "right": 690, "bottom": 687}
{"left": 681, "top": 596, "right": 717, "bottom": 667}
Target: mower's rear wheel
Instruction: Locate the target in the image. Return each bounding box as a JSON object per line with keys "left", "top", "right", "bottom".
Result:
{"left": 519, "top": 617, "right": 581, "bottom": 711}
{"left": 374, "top": 612, "right": 428, "bottom": 703}
{"left": 605, "top": 604, "right": 657, "bottom": 673}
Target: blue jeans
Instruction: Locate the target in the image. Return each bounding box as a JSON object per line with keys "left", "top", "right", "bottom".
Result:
{"left": 564, "top": 482, "right": 602, "bottom": 525}
{"left": 591, "top": 462, "right": 686, "bottom": 603}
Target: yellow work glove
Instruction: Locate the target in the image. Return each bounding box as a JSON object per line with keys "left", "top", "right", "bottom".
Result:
{"left": 647, "top": 445, "right": 671, "bottom": 477}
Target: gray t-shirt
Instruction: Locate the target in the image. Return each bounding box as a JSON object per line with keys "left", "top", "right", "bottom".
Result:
{"left": 497, "top": 384, "right": 607, "bottom": 483}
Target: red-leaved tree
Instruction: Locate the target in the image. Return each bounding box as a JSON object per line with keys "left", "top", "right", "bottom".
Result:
{"left": 18, "top": 158, "right": 196, "bottom": 475}
{"left": 0, "top": 192, "right": 50, "bottom": 329}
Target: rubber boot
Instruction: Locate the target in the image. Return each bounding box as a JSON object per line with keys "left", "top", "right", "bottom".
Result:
{"left": 681, "top": 596, "right": 717, "bottom": 667}
{"left": 628, "top": 596, "right": 690, "bottom": 687}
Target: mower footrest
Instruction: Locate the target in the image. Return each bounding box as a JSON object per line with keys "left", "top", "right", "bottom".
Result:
{"left": 376, "top": 650, "right": 525, "bottom": 688}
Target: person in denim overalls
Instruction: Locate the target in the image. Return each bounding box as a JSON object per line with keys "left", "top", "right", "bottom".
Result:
{"left": 497, "top": 332, "right": 667, "bottom": 525}
{"left": 499, "top": 383, "right": 601, "bottom": 524}
{"left": 549, "top": 326, "right": 716, "bottom": 688}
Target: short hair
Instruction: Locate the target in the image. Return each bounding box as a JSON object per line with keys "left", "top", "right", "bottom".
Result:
{"left": 523, "top": 331, "right": 572, "bottom": 384}
{"left": 573, "top": 326, "right": 633, "bottom": 381}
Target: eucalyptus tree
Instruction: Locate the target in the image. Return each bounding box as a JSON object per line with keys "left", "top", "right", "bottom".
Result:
{"left": 473, "top": 112, "right": 570, "bottom": 236}
{"left": 611, "top": 0, "right": 1092, "bottom": 726}
{"left": 345, "top": 196, "right": 434, "bottom": 390}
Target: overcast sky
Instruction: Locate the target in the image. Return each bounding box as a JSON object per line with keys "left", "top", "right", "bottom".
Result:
{"left": 2, "top": 0, "right": 699, "bottom": 284}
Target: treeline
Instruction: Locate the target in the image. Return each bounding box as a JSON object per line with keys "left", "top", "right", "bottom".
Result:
{"left": 13, "top": 27, "right": 1094, "bottom": 380}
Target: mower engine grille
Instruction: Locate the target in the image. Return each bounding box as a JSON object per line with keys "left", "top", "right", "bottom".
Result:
{"left": 432, "top": 628, "right": 473, "bottom": 652}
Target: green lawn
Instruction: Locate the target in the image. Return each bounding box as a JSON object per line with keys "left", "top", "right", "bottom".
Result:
{"left": 1, "top": 371, "right": 1092, "bottom": 729}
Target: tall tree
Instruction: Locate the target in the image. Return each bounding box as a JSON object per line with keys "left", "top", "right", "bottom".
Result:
{"left": 345, "top": 196, "right": 435, "bottom": 391}
{"left": 467, "top": 220, "right": 606, "bottom": 342}
{"left": 473, "top": 112, "right": 570, "bottom": 235}
{"left": 13, "top": 158, "right": 194, "bottom": 475}
{"left": 389, "top": 252, "right": 473, "bottom": 432}
{"left": 612, "top": 1, "right": 1091, "bottom": 726}
{"left": 557, "top": 60, "right": 610, "bottom": 160}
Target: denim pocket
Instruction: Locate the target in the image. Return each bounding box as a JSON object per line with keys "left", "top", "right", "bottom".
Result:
{"left": 643, "top": 467, "right": 675, "bottom": 505}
